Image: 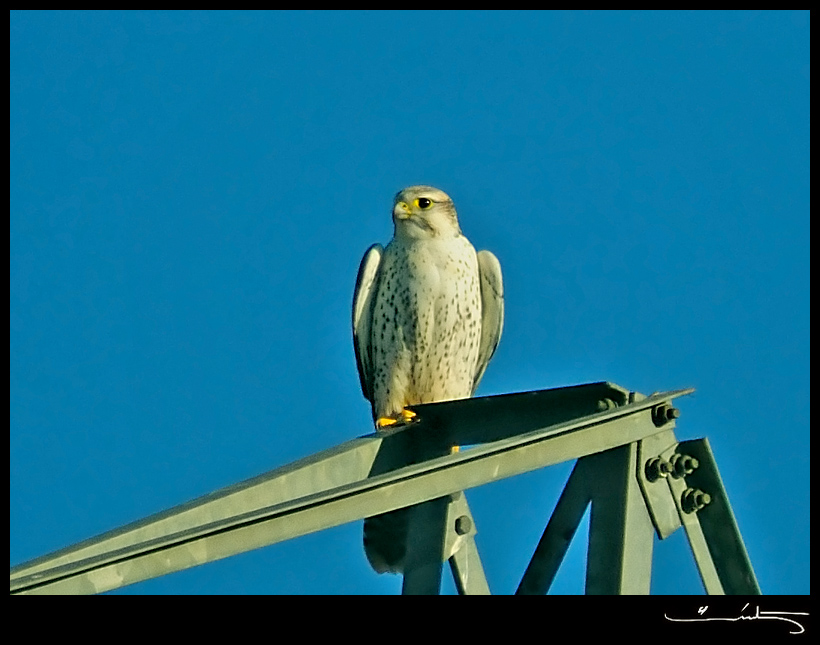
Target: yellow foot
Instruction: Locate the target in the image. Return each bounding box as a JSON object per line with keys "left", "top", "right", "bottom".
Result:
{"left": 375, "top": 408, "right": 417, "bottom": 429}
{"left": 451, "top": 445, "right": 460, "bottom": 454}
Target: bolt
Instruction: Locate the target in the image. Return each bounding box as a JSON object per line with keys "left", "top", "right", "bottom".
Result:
{"left": 652, "top": 403, "right": 681, "bottom": 427}
{"left": 652, "top": 404, "right": 668, "bottom": 426}
{"left": 597, "top": 398, "right": 616, "bottom": 411}
{"left": 681, "top": 488, "right": 712, "bottom": 513}
{"left": 671, "top": 453, "right": 699, "bottom": 478}
{"left": 645, "top": 457, "right": 673, "bottom": 482}
{"left": 455, "top": 515, "right": 472, "bottom": 535}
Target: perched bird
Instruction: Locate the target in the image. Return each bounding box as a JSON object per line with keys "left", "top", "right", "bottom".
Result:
{"left": 352, "top": 185, "right": 504, "bottom": 573}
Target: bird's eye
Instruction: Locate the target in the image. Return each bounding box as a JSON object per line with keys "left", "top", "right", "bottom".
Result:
{"left": 416, "top": 197, "right": 433, "bottom": 210}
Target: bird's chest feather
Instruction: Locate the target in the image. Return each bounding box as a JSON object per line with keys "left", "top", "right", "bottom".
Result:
{"left": 379, "top": 238, "right": 478, "bottom": 351}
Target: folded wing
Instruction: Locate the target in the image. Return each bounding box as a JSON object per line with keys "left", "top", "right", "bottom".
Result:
{"left": 352, "top": 244, "right": 384, "bottom": 405}
{"left": 472, "top": 249, "right": 504, "bottom": 393}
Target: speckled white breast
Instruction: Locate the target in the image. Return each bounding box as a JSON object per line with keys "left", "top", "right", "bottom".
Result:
{"left": 370, "top": 233, "right": 481, "bottom": 420}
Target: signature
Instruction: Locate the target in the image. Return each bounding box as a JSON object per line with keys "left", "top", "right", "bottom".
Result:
{"left": 665, "top": 603, "right": 808, "bottom": 635}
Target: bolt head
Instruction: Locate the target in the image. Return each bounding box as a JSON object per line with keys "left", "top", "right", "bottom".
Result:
{"left": 455, "top": 515, "right": 472, "bottom": 535}
{"left": 646, "top": 457, "right": 674, "bottom": 482}
{"left": 681, "top": 488, "right": 711, "bottom": 513}
{"left": 597, "top": 398, "right": 616, "bottom": 411}
{"left": 652, "top": 404, "right": 673, "bottom": 427}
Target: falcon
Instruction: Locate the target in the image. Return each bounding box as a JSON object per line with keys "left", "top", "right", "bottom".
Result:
{"left": 352, "top": 185, "right": 504, "bottom": 573}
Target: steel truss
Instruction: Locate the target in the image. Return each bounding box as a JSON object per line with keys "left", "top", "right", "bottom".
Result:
{"left": 10, "top": 382, "right": 759, "bottom": 595}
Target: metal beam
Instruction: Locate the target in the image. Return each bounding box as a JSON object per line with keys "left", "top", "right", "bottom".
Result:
{"left": 516, "top": 459, "right": 591, "bottom": 595}
{"left": 10, "top": 435, "right": 386, "bottom": 592}
{"left": 674, "top": 438, "right": 761, "bottom": 594}
{"left": 438, "top": 492, "right": 491, "bottom": 595}
{"left": 585, "top": 442, "right": 655, "bottom": 594}
{"left": 10, "top": 384, "right": 693, "bottom": 595}
{"left": 517, "top": 441, "right": 657, "bottom": 595}
{"left": 397, "top": 490, "right": 493, "bottom": 595}
{"left": 666, "top": 457, "right": 726, "bottom": 594}
{"left": 631, "top": 434, "right": 761, "bottom": 595}
{"left": 401, "top": 496, "right": 450, "bottom": 594}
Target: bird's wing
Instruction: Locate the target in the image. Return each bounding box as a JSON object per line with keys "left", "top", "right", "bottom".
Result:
{"left": 472, "top": 249, "right": 504, "bottom": 393}
{"left": 352, "top": 244, "right": 384, "bottom": 402}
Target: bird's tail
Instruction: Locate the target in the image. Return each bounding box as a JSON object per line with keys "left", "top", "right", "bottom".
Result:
{"left": 363, "top": 508, "right": 410, "bottom": 574}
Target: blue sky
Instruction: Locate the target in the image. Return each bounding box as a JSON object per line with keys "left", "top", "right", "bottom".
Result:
{"left": 10, "top": 11, "right": 809, "bottom": 595}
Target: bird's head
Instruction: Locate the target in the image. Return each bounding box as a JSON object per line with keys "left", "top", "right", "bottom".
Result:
{"left": 392, "top": 185, "right": 462, "bottom": 240}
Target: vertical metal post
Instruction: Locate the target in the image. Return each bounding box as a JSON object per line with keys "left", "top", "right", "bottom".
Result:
{"left": 585, "top": 443, "right": 655, "bottom": 594}
{"left": 401, "top": 496, "right": 450, "bottom": 595}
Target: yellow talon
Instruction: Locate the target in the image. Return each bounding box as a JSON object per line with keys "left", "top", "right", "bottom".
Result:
{"left": 375, "top": 408, "right": 418, "bottom": 429}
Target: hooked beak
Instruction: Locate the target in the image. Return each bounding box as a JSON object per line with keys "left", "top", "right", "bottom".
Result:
{"left": 393, "top": 201, "right": 412, "bottom": 220}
